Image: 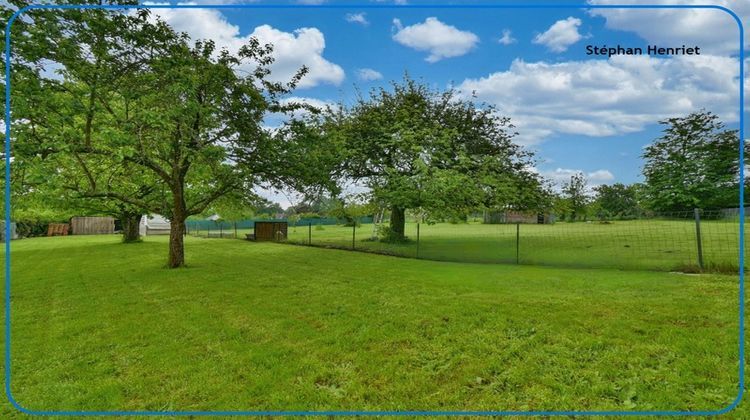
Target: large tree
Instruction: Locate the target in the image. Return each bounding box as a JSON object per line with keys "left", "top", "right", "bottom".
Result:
{"left": 330, "top": 78, "right": 542, "bottom": 240}
{"left": 5, "top": 5, "right": 315, "bottom": 266}
{"left": 3, "top": 3, "right": 169, "bottom": 242}
{"left": 561, "top": 172, "right": 589, "bottom": 221}
{"left": 642, "top": 110, "right": 747, "bottom": 212}
{"left": 593, "top": 183, "right": 642, "bottom": 219}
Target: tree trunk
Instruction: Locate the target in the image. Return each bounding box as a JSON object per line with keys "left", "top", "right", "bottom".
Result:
{"left": 168, "top": 183, "right": 188, "bottom": 268}
{"left": 168, "top": 217, "right": 186, "bottom": 268}
{"left": 121, "top": 213, "right": 142, "bottom": 243}
{"left": 390, "top": 205, "right": 406, "bottom": 240}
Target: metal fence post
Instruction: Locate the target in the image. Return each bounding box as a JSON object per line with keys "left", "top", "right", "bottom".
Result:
{"left": 416, "top": 223, "right": 420, "bottom": 259}
{"left": 516, "top": 223, "right": 520, "bottom": 264}
{"left": 694, "top": 208, "right": 704, "bottom": 270}
{"left": 234, "top": 222, "right": 237, "bottom": 239}
{"left": 352, "top": 223, "right": 356, "bottom": 249}
{"left": 309, "top": 222, "right": 312, "bottom": 245}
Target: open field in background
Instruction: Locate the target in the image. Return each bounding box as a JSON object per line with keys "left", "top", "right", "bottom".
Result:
{"left": 189, "top": 220, "right": 745, "bottom": 272}
{"left": 0, "top": 235, "right": 742, "bottom": 415}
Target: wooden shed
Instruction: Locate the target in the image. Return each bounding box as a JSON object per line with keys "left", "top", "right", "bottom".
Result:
{"left": 70, "top": 216, "right": 115, "bottom": 235}
{"left": 251, "top": 221, "right": 288, "bottom": 241}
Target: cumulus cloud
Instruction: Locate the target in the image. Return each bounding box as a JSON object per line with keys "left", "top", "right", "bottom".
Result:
{"left": 533, "top": 17, "right": 585, "bottom": 52}
{"left": 357, "top": 68, "right": 383, "bottom": 81}
{"left": 544, "top": 168, "right": 614, "bottom": 183}
{"left": 248, "top": 25, "right": 345, "bottom": 88}
{"left": 498, "top": 29, "right": 516, "bottom": 45}
{"left": 148, "top": 7, "right": 344, "bottom": 88}
{"left": 588, "top": 169, "right": 616, "bottom": 182}
{"left": 279, "top": 96, "right": 338, "bottom": 117}
{"left": 588, "top": 0, "right": 748, "bottom": 55}
{"left": 345, "top": 12, "right": 369, "bottom": 26}
{"left": 392, "top": 17, "right": 479, "bottom": 62}
{"left": 540, "top": 168, "right": 615, "bottom": 192}
{"left": 458, "top": 54, "right": 741, "bottom": 145}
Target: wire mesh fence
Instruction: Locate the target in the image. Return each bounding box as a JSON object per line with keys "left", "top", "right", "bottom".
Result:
{"left": 186, "top": 209, "right": 744, "bottom": 272}
{"left": 185, "top": 217, "right": 373, "bottom": 239}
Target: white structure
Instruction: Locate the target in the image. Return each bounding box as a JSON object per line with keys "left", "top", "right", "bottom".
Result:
{"left": 139, "top": 214, "right": 171, "bottom": 236}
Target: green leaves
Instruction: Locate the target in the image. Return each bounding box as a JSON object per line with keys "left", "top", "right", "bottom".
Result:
{"left": 593, "top": 183, "right": 642, "bottom": 220}
{"left": 5, "top": 5, "right": 317, "bottom": 265}
{"left": 561, "top": 173, "right": 589, "bottom": 222}
{"left": 331, "top": 76, "right": 544, "bottom": 233}
{"left": 642, "top": 110, "right": 744, "bottom": 212}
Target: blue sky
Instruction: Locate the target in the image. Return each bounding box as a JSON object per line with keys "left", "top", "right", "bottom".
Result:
{"left": 147, "top": 0, "right": 748, "bottom": 202}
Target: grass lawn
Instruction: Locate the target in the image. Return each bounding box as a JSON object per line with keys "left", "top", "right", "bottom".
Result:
{"left": 206, "top": 219, "right": 744, "bottom": 272}
{"left": 0, "top": 234, "right": 744, "bottom": 415}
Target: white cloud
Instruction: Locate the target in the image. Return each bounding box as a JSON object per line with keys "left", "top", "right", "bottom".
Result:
{"left": 588, "top": 169, "right": 616, "bottom": 183}
{"left": 148, "top": 7, "right": 344, "bottom": 88}
{"left": 392, "top": 17, "right": 479, "bottom": 63}
{"left": 588, "top": 0, "right": 748, "bottom": 55}
{"left": 458, "top": 54, "right": 741, "bottom": 145}
{"left": 540, "top": 168, "right": 615, "bottom": 191}
{"left": 357, "top": 68, "right": 383, "bottom": 81}
{"left": 280, "top": 96, "right": 334, "bottom": 109}
{"left": 278, "top": 96, "right": 338, "bottom": 118}
{"left": 533, "top": 17, "right": 585, "bottom": 52}
{"left": 345, "top": 12, "right": 369, "bottom": 26}
{"left": 498, "top": 29, "right": 516, "bottom": 45}
{"left": 264, "top": 96, "right": 338, "bottom": 128}
{"left": 544, "top": 168, "right": 614, "bottom": 183}
{"left": 248, "top": 25, "right": 345, "bottom": 88}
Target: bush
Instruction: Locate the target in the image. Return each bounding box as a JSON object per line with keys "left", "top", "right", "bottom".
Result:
{"left": 447, "top": 214, "right": 468, "bottom": 224}
{"left": 376, "top": 225, "right": 411, "bottom": 243}
{"left": 15, "top": 220, "right": 63, "bottom": 238}
{"left": 341, "top": 218, "right": 361, "bottom": 227}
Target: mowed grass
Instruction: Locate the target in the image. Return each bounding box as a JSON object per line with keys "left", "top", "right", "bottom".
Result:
{"left": 270, "top": 219, "right": 743, "bottom": 272}
{"left": 0, "top": 234, "right": 743, "bottom": 415}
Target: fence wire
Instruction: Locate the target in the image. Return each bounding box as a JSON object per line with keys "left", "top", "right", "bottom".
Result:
{"left": 186, "top": 209, "right": 744, "bottom": 272}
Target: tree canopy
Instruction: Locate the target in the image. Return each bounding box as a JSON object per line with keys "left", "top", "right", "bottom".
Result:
{"left": 593, "top": 183, "right": 643, "bottom": 219}
{"left": 4, "top": 5, "right": 328, "bottom": 266}
{"left": 560, "top": 172, "right": 589, "bottom": 221}
{"left": 642, "top": 110, "right": 746, "bottom": 212}
{"left": 325, "top": 77, "right": 545, "bottom": 240}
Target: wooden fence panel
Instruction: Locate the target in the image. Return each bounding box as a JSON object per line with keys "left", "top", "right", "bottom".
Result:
{"left": 254, "top": 221, "right": 288, "bottom": 241}
{"left": 70, "top": 217, "right": 115, "bottom": 235}
{"left": 47, "top": 223, "right": 69, "bottom": 236}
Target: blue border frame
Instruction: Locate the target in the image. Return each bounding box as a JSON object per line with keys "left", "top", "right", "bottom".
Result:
{"left": 3, "top": 2, "right": 745, "bottom": 416}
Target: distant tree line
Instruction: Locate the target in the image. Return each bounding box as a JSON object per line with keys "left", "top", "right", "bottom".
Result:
{"left": 552, "top": 110, "right": 746, "bottom": 222}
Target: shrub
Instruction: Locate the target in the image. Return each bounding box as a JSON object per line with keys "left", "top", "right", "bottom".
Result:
{"left": 377, "top": 225, "right": 411, "bottom": 243}
{"left": 15, "top": 220, "right": 61, "bottom": 238}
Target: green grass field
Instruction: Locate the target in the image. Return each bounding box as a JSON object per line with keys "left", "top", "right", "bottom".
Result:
{"left": 0, "top": 235, "right": 744, "bottom": 416}
{"left": 195, "top": 219, "right": 743, "bottom": 272}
